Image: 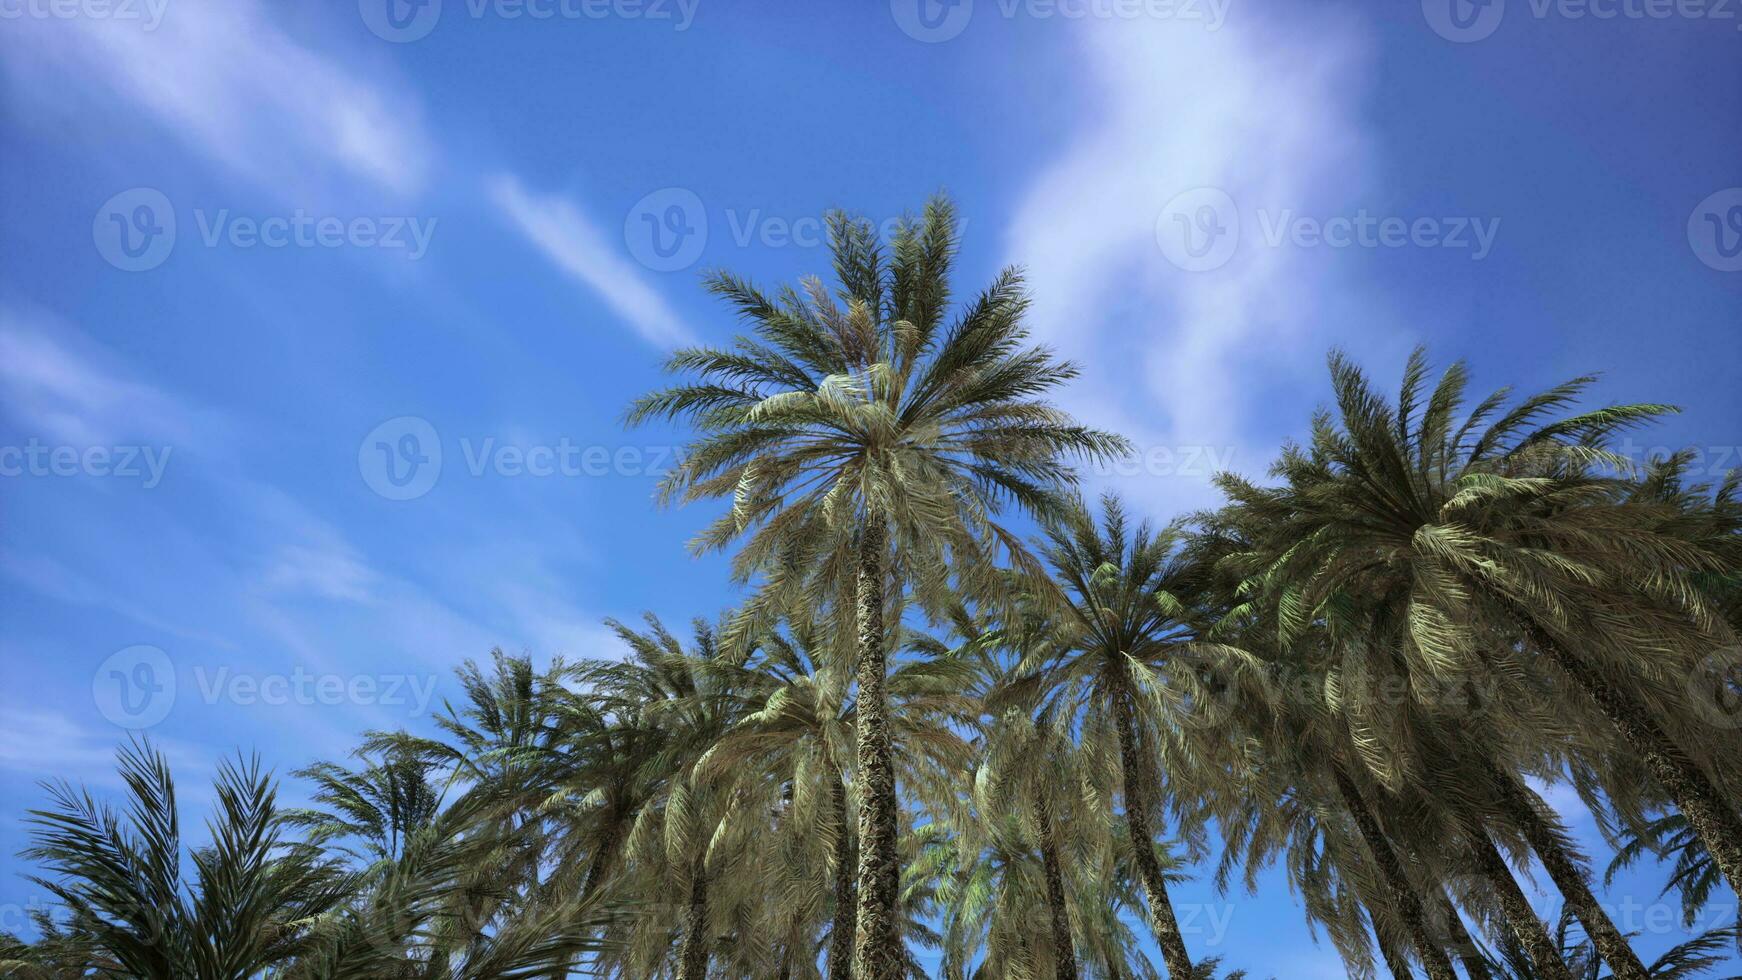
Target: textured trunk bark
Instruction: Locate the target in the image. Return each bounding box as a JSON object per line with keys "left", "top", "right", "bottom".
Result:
{"left": 1458, "top": 812, "right": 1574, "bottom": 980}
{"left": 1521, "top": 619, "right": 1742, "bottom": 901}
{"left": 830, "top": 768, "right": 856, "bottom": 980}
{"left": 677, "top": 857, "right": 710, "bottom": 980}
{"left": 1113, "top": 687, "right": 1194, "bottom": 980}
{"left": 1332, "top": 763, "right": 1458, "bottom": 980}
{"left": 1482, "top": 762, "right": 1650, "bottom": 980}
{"left": 581, "top": 815, "right": 623, "bottom": 901}
{"left": 1435, "top": 891, "right": 1492, "bottom": 980}
{"left": 1034, "top": 790, "right": 1079, "bottom": 980}
{"left": 852, "top": 515, "right": 903, "bottom": 980}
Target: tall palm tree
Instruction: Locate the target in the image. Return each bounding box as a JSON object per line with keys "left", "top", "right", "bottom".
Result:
{"left": 693, "top": 605, "right": 860, "bottom": 978}
{"left": 1213, "top": 348, "right": 1742, "bottom": 903}
{"left": 583, "top": 614, "right": 749, "bottom": 980}
{"left": 628, "top": 195, "right": 1125, "bottom": 977}
{"left": 695, "top": 604, "right": 977, "bottom": 979}
{"left": 1004, "top": 493, "right": 1208, "bottom": 978}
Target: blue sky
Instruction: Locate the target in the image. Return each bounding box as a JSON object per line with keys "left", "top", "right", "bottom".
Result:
{"left": 1, "top": 0, "right": 1739, "bottom": 974}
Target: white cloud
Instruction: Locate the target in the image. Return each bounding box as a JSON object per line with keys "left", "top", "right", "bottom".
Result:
{"left": 0, "top": 0, "right": 432, "bottom": 199}
{"left": 1005, "top": 14, "right": 1405, "bottom": 514}
{"left": 0, "top": 306, "right": 219, "bottom": 449}
{"left": 0, "top": 704, "right": 207, "bottom": 786}
{"left": 260, "top": 542, "right": 379, "bottom": 604}
{"left": 487, "top": 174, "right": 698, "bottom": 349}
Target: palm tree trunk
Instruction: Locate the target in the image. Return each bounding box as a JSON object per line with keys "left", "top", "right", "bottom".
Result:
{"left": 1435, "top": 891, "right": 1492, "bottom": 980}
{"left": 1112, "top": 687, "right": 1194, "bottom": 980}
{"left": 1520, "top": 619, "right": 1742, "bottom": 901}
{"left": 830, "top": 768, "right": 856, "bottom": 980}
{"left": 1331, "top": 762, "right": 1459, "bottom": 980}
{"left": 852, "top": 515, "right": 903, "bottom": 980}
{"left": 1034, "top": 789, "right": 1078, "bottom": 980}
{"left": 1481, "top": 762, "right": 1650, "bottom": 980}
{"left": 677, "top": 856, "right": 711, "bottom": 980}
{"left": 582, "top": 816, "right": 623, "bottom": 900}
{"left": 1457, "top": 812, "right": 1574, "bottom": 980}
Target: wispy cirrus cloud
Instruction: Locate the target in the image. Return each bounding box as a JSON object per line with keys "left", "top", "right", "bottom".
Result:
{"left": 487, "top": 174, "right": 698, "bottom": 349}
{"left": 0, "top": 0, "right": 433, "bottom": 200}
{"left": 1006, "top": 14, "right": 1405, "bottom": 513}
{"left": 0, "top": 306, "right": 223, "bottom": 450}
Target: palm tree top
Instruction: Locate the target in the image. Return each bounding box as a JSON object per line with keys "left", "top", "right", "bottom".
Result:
{"left": 626, "top": 195, "right": 1129, "bottom": 604}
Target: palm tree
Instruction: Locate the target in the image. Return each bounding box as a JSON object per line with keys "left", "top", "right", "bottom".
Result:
{"left": 1213, "top": 348, "right": 1742, "bottom": 905}
{"left": 1608, "top": 813, "right": 1728, "bottom": 934}
{"left": 9, "top": 739, "right": 353, "bottom": 979}
{"left": 1484, "top": 911, "right": 1740, "bottom": 980}
{"left": 582, "top": 614, "right": 749, "bottom": 980}
{"left": 628, "top": 195, "right": 1125, "bottom": 977}
{"left": 284, "top": 741, "right": 444, "bottom": 867}
{"left": 694, "top": 604, "right": 977, "bottom": 979}
{"left": 1003, "top": 493, "right": 1209, "bottom": 978}
{"left": 283, "top": 774, "right": 615, "bottom": 979}
{"left": 692, "top": 605, "right": 860, "bottom": 978}
{"left": 944, "top": 705, "right": 1095, "bottom": 980}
